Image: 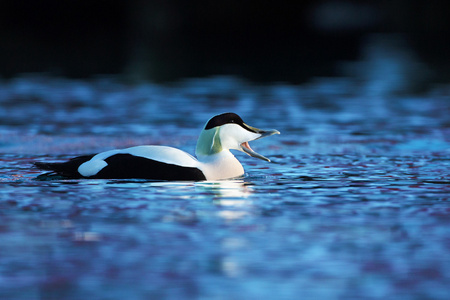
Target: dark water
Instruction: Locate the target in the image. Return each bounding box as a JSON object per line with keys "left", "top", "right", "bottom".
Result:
{"left": 1, "top": 76, "right": 450, "bottom": 299}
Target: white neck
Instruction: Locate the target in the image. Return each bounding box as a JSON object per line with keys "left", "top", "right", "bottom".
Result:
{"left": 197, "top": 150, "right": 244, "bottom": 180}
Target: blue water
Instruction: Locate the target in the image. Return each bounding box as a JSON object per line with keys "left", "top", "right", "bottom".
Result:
{"left": 1, "top": 75, "right": 450, "bottom": 299}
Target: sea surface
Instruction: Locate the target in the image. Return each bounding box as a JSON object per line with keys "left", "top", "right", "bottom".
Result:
{"left": 1, "top": 75, "right": 449, "bottom": 299}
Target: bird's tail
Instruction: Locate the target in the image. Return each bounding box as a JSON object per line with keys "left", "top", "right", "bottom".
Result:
{"left": 34, "top": 154, "right": 95, "bottom": 178}
{"left": 34, "top": 162, "right": 59, "bottom": 171}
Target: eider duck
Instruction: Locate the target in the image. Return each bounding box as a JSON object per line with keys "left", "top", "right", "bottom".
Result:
{"left": 34, "top": 112, "right": 280, "bottom": 181}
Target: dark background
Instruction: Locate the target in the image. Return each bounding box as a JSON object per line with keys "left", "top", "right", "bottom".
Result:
{"left": 1, "top": 0, "right": 449, "bottom": 83}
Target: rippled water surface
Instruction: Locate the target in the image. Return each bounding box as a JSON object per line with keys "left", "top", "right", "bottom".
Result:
{"left": 1, "top": 76, "right": 450, "bottom": 299}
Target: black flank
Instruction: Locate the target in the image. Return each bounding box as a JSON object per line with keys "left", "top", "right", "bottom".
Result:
{"left": 94, "top": 154, "right": 206, "bottom": 181}
{"left": 35, "top": 153, "right": 206, "bottom": 181}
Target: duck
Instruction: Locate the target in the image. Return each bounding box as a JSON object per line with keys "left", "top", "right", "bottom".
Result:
{"left": 34, "top": 112, "right": 280, "bottom": 181}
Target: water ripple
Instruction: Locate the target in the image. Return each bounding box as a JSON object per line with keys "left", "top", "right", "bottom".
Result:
{"left": 0, "top": 76, "right": 449, "bottom": 299}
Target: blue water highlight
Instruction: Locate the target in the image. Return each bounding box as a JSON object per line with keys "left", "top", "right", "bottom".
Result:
{"left": 1, "top": 75, "right": 449, "bottom": 299}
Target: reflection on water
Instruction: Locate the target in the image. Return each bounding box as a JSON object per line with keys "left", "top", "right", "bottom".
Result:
{"left": 198, "top": 180, "right": 254, "bottom": 221}
{"left": 0, "top": 76, "right": 450, "bottom": 299}
{"left": 197, "top": 180, "right": 252, "bottom": 199}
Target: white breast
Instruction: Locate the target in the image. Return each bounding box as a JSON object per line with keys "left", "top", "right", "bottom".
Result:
{"left": 197, "top": 150, "right": 244, "bottom": 180}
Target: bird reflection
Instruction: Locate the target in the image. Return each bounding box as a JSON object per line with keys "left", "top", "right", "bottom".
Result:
{"left": 196, "top": 180, "right": 254, "bottom": 221}
{"left": 196, "top": 179, "right": 253, "bottom": 200}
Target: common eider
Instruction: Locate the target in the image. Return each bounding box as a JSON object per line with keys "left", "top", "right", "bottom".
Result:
{"left": 34, "top": 112, "right": 280, "bottom": 181}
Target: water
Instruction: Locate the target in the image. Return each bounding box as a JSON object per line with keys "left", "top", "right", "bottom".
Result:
{"left": 1, "top": 75, "right": 450, "bottom": 299}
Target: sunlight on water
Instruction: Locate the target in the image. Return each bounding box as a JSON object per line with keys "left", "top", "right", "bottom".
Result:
{"left": 0, "top": 75, "right": 449, "bottom": 299}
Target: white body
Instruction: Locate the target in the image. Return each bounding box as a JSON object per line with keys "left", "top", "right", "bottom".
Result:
{"left": 78, "top": 145, "right": 244, "bottom": 180}
{"left": 77, "top": 113, "right": 279, "bottom": 181}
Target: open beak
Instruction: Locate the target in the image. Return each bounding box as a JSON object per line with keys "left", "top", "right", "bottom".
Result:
{"left": 240, "top": 126, "right": 280, "bottom": 162}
